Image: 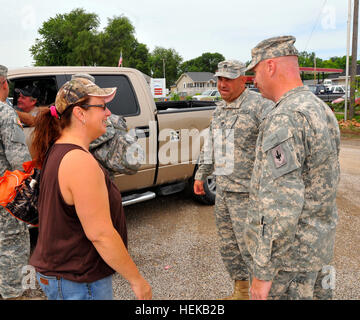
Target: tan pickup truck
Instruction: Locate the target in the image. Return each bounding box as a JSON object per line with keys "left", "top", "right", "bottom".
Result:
{"left": 8, "top": 66, "right": 216, "bottom": 206}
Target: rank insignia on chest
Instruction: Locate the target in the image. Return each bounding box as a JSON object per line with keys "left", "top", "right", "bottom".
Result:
{"left": 271, "top": 145, "right": 287, "bottom": 168}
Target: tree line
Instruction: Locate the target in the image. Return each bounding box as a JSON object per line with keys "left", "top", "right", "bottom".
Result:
{"left": 31, "top": 8, "right": 350, "bottom": 87}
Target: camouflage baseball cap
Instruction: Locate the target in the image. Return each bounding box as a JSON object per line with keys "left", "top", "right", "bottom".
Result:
{"left": 215, "top": 60, "right": 246, "bottom": 79}
{"left": 246, "top": 35, "right": 299, "bottom": 72}
{"left": 55, "top": 78, "right": 116, "bottom": 114}
{"left": 0, "top": 65, "right": 8, "bottom": 78}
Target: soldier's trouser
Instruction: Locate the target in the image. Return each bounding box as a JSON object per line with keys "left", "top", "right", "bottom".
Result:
{"left": 0, "top": 207, "right": 30, "bottom": 299}
{"left": 214, "top": 189, "right": 252, "bottom": 281}
{"left": 260, "top": 270, "right": 333, "bottom": 300}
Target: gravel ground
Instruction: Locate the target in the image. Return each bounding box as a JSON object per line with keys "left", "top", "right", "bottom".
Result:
{"left": 23, "top": 137, "right": 360, "bottom": 300}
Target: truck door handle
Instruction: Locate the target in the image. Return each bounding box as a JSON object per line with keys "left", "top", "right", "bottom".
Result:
{"left": 135, "top": 126, "right": 150, "bottom": 138}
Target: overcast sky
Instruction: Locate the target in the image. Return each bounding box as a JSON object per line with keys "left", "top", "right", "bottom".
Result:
{"left": 0, "top": 0, "right": 353, "bottom": 69}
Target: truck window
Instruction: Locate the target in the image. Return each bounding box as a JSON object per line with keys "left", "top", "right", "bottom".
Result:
{"left": 9, "top": 76, "right": 58, "bottom": 107}
{"left": 93, "top": 75, "right": 140, "bottom": 117}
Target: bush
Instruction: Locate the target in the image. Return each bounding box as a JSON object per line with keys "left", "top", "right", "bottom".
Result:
{"left": 170, "top": 93, "right": 180, "bottom": 101}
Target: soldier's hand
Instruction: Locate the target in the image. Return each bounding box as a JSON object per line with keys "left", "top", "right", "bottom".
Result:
{"left": 250, "top": 277, "right": 272, "bottom": 300}
{"left": 194, "top": 180, "right": 205, "bottom": 195}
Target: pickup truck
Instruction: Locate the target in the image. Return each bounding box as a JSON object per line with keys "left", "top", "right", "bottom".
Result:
{"left": 7, "top": 66, "right": 216, "bottom": 206}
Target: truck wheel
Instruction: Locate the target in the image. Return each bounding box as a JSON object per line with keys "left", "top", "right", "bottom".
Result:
{"left": 190, "top": 175, "right": 216, "bottom": 205}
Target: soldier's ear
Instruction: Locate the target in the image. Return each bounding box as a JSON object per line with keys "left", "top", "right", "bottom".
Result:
{"left": 266, "top": 59, "right": 276, "bottom": 77}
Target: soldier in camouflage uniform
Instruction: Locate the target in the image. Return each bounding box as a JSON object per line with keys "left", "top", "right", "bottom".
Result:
{"left": 244, "top": 36, "right": 340, "bottom": 300}
{"left": 0, "top": 65, "right": 32, "bottom": 299}
{"left": 194, "top": 60, "right": 273, "bottom": 300}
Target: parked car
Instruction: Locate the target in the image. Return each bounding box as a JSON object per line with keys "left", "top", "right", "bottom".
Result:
{"left": 329, "top": 85, "right": 345, "bottom": 94}
{"left": 8, "top": 66, "right": 217, "bottom": 206}
{"left": 307, "top": 84, "right": 344, "bottom": 102}
{"left": 192, "top": 90, "right": 221, "bottom": 101}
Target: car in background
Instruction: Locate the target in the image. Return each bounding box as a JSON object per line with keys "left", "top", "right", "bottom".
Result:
{"left": 307, "top": 84, "right": 344, "bottom": 102}
{"left": 329, "top": 85, "right": 345, "bottom": 94}
{"left": 192, "top": 90, "right": 221, "bottom": 101}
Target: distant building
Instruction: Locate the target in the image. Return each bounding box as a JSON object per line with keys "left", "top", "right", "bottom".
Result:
{"left": 174, "top": 72, "right": 217, "bottom": 96}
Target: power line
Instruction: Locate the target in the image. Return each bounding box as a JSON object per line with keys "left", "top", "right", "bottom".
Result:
{"left": 304, "top": 0, "right": 328, "bottom": 52}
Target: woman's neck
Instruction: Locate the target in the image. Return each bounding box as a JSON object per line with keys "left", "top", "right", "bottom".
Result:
{"left": 56, "top": 128, "right": 91, "bottom": 151}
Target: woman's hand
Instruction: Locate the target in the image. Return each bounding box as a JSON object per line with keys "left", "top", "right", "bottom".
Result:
{"left": 130, "top": 276, "right": 152, "bottom": 300}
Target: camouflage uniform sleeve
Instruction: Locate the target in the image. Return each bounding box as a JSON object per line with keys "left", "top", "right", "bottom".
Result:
{"left": 90, "top": 114, "right": 143, "bottom": 175}
{"left": 194, "top": 124, "right": 214, "bottom": 181}
{"left": 0, "top": 106, "right": 31, "bottom": 170}
{"left": 248, "top": 113, "right": 307, "bottom": 281}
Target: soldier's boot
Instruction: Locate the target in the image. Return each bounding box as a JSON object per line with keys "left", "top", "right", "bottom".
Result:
{"left": 222, "top": 280, "right": 250, "bottom": 300}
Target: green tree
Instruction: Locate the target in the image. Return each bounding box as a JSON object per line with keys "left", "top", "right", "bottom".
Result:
{"left": 30, "top": 9, "right": 151, "bottom": 75}
{"left": 180, "top": 52, "right": 225, "bottom": 74}
{"left": 96, "top": 16, "right": 151, "bottom": 74}
{"left": 150, "top": 47, "right": 183, "bottom": 87}
{"left": 30, "top": 8, "right": 100, "bottom": 66}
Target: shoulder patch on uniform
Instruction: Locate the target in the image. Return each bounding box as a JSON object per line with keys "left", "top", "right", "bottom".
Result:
{"left": 271, "top": 145, "right": 287, "bottom": 168}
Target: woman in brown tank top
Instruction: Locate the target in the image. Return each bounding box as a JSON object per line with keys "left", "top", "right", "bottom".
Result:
{"left": 29, "top": 77, "right": 152, "bottom": 300}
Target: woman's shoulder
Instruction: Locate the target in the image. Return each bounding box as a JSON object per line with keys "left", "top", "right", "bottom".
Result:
{"left": 61, "top": 146, "right": 101, "bottom": 173}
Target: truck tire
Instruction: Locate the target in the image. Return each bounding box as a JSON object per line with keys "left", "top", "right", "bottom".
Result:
{"left": 190, "top": 174, "right": 216, "bottom": 205}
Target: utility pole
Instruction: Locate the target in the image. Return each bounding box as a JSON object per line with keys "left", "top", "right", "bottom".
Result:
{"left": 350, "top": 0, "right": 359, "bottom": 119}
{"left": 314, "top": 53, "right": 317, "bottom": 85}
{"left": 345, "top": 0, "right": 352, "bottom": 121}
{"left": 162, "top": 59, "right": 166, "bottom": 79}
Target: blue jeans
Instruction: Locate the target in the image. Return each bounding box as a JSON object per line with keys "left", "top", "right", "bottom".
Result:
{"left": 36, "top": 272, "right": 113, "bottom": 300}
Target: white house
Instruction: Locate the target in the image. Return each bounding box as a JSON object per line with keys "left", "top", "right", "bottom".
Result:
{"left": 174, "top": 72, "right": 217, "bottom": 96}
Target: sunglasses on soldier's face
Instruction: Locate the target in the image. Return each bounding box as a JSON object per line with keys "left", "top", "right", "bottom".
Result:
{"left": 82, "top": 104, "right": 107, "bottom": 111}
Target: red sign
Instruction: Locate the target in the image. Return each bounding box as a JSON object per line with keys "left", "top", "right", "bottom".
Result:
{"left": 154, "top": 88, "right": 163, "bottom": 95}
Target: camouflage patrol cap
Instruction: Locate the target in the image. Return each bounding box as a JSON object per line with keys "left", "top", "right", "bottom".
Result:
{"left": 0, "top": 65, "right": 8, "bottom": 78}
{"left": 55, "top": 78, "right": 116, "bottom": 114}
{"left": 246, "top": 35, "right": 299, "bottom": 72}
{"left": 215, "top": 60, "right": 246, "bottom": 79}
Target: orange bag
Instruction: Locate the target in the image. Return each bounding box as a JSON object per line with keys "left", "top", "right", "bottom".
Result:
{"left": 0, "top": 160, "right": 40, "bottom": 226}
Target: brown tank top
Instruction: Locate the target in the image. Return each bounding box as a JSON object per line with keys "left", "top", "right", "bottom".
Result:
{"left": 30, "top": 143, "right": 127, "bottom": 283}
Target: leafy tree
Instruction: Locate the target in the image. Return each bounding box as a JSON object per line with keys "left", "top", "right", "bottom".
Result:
{"left": 95, "top": 15, "right": 152, "bottom": 74}
{"left": 30, "top": 8, "right": 100, "bottom": 66}
{"left": 30, "top": 9, "right": 151, "bottom": 75}
{"left": 150, "top": 47, "right": 183, "bottom": 87}
{"left": 180, "top": 52, "right": 225, "bottom": 74}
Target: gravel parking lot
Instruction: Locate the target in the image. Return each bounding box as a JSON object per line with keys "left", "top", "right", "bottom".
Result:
{"left": 24, "top": 137, "right": 360, "bottom": 300}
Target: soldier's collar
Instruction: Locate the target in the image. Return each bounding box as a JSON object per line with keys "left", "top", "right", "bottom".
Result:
{"left": 275, "top": 85, "right": 309, "bottom": 107}
{"left": 220, "top": 88, "right": 249, "bottom": 109}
